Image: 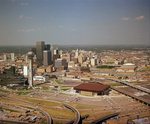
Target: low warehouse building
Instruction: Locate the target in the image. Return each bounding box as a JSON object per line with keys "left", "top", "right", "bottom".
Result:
{"left": 74, "top": 83, "right": 110, "bottom": 96}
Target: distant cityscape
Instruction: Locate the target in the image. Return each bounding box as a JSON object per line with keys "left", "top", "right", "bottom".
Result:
{"left": 0, "top": 42, "right": 150, "bottom": 124}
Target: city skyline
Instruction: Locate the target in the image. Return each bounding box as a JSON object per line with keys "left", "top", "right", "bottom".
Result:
{"left": 0, "top": 0, "right": 150, "bottom": 46}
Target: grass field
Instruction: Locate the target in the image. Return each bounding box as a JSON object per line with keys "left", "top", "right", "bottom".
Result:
{"left": 0, "top": 89, "right": 10, "bottom": 93}
{"left": 40, "top": 107, "right": 75, "bottom": 119}
{"left": 55, "top": 80, "right": 62, "bottom": 84}
{"left": 19, "top": 97, "right": 61, "bottom": 107}
{"left": 15, "top": 91, "right": 32, "bottom": 95}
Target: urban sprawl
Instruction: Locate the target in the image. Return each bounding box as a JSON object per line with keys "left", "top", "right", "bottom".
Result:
{"left": 0, "top": 42, "right": 150, "bottom": 124}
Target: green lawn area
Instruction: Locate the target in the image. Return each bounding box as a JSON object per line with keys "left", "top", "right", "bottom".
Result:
{"left": 19, "top": 97, "right": 61, "bottom": 107}
{"left": 55, "top": 80, "right": 62, "bottom": 84}
{"left": 96, "top": 65, "right": 115, "bottom": 69}
{"left": 61, "top": 88, "right": 70, "bottom": 91}
{"left": 15, "top": 91, "right": 32, "bottom": 95}
{"left": 0, "top": 89, "right": 10, "bottom": 93}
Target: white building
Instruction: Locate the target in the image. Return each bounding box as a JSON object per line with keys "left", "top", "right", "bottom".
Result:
{"left": 91, "top": 58, "right": 97, "bottom": 67}
{"left": 23, "top": 66, "right": 28, "bottom": 76}
{"left": 11, "top": 53, "right": 15, "bottom": 61}
{"left": 75, "top": 49, "right": 79, "bottom": 57}
{"left": 3, "top": 55, "right": 7, "bottom": 61}
{"left": 68, "top": 61, "right": 75, "bottom": 69}
{"left": 33, "top": 76, "right": 46, "bottom": 81}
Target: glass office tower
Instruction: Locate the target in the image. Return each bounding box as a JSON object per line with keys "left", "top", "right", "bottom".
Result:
{"left": 36, "top": 41, "right": 45, "bottom": 66}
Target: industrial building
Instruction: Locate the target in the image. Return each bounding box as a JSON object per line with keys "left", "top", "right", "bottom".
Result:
{"left": 116, "top": 63, "right": 137, "bottom": 72}
{"left": 74, "top": 83, "right": 110, "bottom": 96}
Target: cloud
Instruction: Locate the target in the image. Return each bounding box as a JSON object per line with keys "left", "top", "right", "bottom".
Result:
{"left": 18, "top": 28, "right": 47, "bottom": 32}
{"left": 18, "top": 29, "right": 36, "bottom": 32}
{"left": 59, "top": 26, "right": 64, "bottom": 28}
{"left": 43, "top": 28, "right": 47, "bottom": 31}
{"left": 135, "top": 15, "right": 145, "bottom": 20}
{"left": 19, "top": 15, "right": 33, "bottom": 19}
{"left": 25, "top": 16, "right": 33, "bottom": 19}
{"left": 12, "top": 0, "right": 15, "bottom": 2}
{"left": 71, "top": 29, "right": 78, "bottom": 31}
{"left": 122, "top": 17, "right": 129, "bottom": 21}
{"left": 19, "top": 15, "right": 23, "bottom": 19}
{"left": 21, "top": 2, "right": 29, "bottom": 5}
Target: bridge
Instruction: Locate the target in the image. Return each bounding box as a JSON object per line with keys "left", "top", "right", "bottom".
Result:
{"left": 90, "top": 112, "right": 119, "bottom": 124}
{"left": 106, "top": 78, "right": 150, "bottom": 95}
{"left": 36, "top": 108, "right": 52, "bottom": 124}
{"left": 62, "top": 103, "right": 81, "bottom": 124}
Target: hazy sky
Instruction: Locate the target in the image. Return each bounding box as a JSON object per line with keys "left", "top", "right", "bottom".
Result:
{"left": 0, "top": 0, "right": 150, "bottom": 46}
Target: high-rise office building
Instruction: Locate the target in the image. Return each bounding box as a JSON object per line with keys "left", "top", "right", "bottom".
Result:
{"left": 54, "top": 49, "right": 58, "bottom": 55}
{"left": 43, "top": 50, "right": 51, "bottom": 66}
{"left": 3, "top": 55, "right": 7, "bottom": 61}
{"left": 45, "top": 44, "right": 50, "bottom": 50}
{"left": 53, "top": 44, "right": 58, "bottom": 50}
{"left": 50, "top": 46, "right": 54, "bottom": 61}
{"left": 51, "top": 44, "right": 59, "bottom": 62}
{"left": 55, "top": 59, "right": 67, "bottom": 67}
{"left": 75, "top": 49, "right": 79, "bottom": 57}
{"left": 11, "top": 53, "right": 15, "bottom": 61}
{"left": 28, "top": 51, "right": 34, "bottom": 88}
{"left": 36, "top": 41, "right": 45, "bottom": 66}
{"left": 31, "top": 47, "right": 36, "bottom": 55}
{"left": 61, "top": 53, "right": 71, "bottom": 63}
{"left": 53, "top": 54, "right": 60, "bottom": 66}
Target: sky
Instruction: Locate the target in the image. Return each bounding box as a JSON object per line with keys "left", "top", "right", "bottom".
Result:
{"left": 0, "top": 0, "right": 150, "bottom": 46}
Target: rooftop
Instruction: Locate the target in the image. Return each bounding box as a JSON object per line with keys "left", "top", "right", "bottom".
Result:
{"left": 74, "top": 83, "right": 110, "bottom": 92}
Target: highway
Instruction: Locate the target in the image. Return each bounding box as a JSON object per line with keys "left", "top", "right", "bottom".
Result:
{"left": 111, "top": 86, "right": 150, "bottom": 105}
{"left": 96, "top": 78, "right": 150, "bottom": 106}
{"left": 64, "top": 114, "right": 89, "bottom": 124}
{"left": 106, "top": 78, "right": 150, "bottom": 95}
{"left": 90, "top": 112, "right": 119, "bottom": 124}
{"left": 0, "top": 92, "right": 53, "bottom": 124}
{"left": 62, "top": 103, "right": 81, "bottom": 124}
{"left": 36, "top": 108, "right": 52, "bottom": 124}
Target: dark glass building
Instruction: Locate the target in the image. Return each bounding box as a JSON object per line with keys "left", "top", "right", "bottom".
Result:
{"left": 43, "top": 50, "right": 51, "bottom": 66}
{"left": 36, "top": 41, "right": 45, "bottom": 66}
{"left": 45, "top": 44, "right": 50, "bottom": 50}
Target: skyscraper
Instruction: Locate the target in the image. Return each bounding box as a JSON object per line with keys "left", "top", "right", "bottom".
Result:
{"left": 45, "top": 44, "right": 50, "bottom": 50}
{"left": 31, "top": 47, "right": 36, "bottom": 55}
{"left": 36, "top": 41, "right": 45, "bottom": 66}
{"left": 3, "top": 55, "right": 7, "bottom": 61}
{"left": 11, "top": 53, "right": 15, "bottom": 61}
{"left": 43, "top": 50, "right": 51, "bottom": 66}
{"left": 75, "top": 49, "right": 79, "bottom": 58}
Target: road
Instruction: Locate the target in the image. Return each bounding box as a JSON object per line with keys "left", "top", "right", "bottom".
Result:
{"left": 62, "top": 103, "right": 81, "bottom": 124}
{"left": 106, "top": 78, "right": 150, "bottom": 94}
{"left": 36, "top": 108, "right": 52, "bottom": 124}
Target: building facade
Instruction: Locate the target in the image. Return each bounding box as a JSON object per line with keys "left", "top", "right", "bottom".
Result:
{"left": 43, "top": 50, "right": 51, "bottom": 66}
{"left": 11, "top": 53, "right": 15, "bottom": 61}
{"left": 36, "top": 41, "right": 45, "bottom": 66}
